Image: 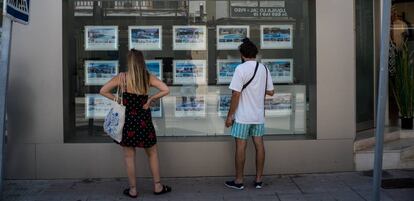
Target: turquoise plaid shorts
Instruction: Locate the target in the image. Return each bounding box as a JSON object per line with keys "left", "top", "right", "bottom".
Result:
{"left": 230, "top": 122, "right": 265, "bottom": 140}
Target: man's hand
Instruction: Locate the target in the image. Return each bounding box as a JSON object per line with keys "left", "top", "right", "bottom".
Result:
{"left": 225, "top": 116, "right": 234, "bottom": 128}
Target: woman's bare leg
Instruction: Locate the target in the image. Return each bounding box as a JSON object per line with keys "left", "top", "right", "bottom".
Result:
{"left": 123, "top": 146, "right": 137, "bottom": 196}
{"left": 144, "top": 144, "right": 163, "bottom": 192}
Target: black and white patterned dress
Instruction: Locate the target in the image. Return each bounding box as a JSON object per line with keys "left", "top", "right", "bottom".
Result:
{"left": 117, "top": 92, "right": 157, "bottom": 148}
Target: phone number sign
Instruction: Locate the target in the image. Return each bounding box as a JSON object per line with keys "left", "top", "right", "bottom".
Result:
{"left": 231, "top": 7, "right": 288, "bottom": 17}
{"left": 4, "top": 0, "right": 30, "bottom": 24}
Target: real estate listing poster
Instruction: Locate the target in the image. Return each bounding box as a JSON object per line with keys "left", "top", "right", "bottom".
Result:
{"left": 261, "top": 59, "right": 293, "bottom": 83}
{"left": 84, "top": 60, "right": 119, "bottom": 85}
{"left": 173, "top": 25, "right": 207, "bottom": 50}
{"left": 216, "top": 25, "right": 249, "bottom": 50}
{"left": 146, "top": 60, "right": 163, "bottom": 80}
{"left": 85, "top": 26, "right": 118, "bottom": 50}
{"left": 128, "top": 26, "right": 162, "bottom": 50}
{"left": 216, "top": 59, "right": 241, "bottom": 84}
{"left": 173, "top": 60, "right": 207, "bottom": 84}
{"left": 218, "top": 95, "right": 231, "bottom": 117}
{"left": 265, "top": 93, "right": 292, "bottom": 117}
{"left": 174, "top": 96, "right": 206, "bottom": 117}
{"left": 151, "top": 99, "right": 162, "bottom": 118}
{"left": 85, "top": 94, "right": 113, "bottom": 119}
{"left": 260, "top": 25, "right": 293, "bottom": 49}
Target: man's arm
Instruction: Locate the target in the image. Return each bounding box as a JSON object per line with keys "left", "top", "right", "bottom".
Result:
{"left": 266, "top": 90, "right": 275, "bottom": 96}
{"left": 225, "top": 90, "right": 241, "bottom": 127}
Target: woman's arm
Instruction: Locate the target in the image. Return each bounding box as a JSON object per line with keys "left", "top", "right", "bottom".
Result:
{"left": 142, "top": 75, "right": 170, "bottom": 109}
{"left": 100, "top": 75, "right": 121, "bottom": 101}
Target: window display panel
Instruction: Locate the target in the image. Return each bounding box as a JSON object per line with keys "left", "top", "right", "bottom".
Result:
{"left": 63, "top": 0, "right": 316, "bottom": 141}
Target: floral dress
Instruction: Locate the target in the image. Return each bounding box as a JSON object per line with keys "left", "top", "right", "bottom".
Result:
{"left": 117, "top": 92, "right": 157, "bottom": 148}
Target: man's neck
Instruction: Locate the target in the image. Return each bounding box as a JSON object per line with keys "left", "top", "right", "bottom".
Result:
{"left": 244, "top": 58, "right": 256, "bottom": 61}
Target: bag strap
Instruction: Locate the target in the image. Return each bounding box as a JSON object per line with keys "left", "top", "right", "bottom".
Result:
{"left": 115, "top": 73, "right": 126, "bottom": 105}
{"left": 264, "top": 64, "right": 268, "bottom": 92}
{"left": 242, "top": 61, "right": 259, "bottom": 91}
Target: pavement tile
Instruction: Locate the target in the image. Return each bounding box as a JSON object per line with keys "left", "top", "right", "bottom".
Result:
{"left": 86, "top": 194, "right": 121, "bottom": 201}
{"left": 4, "top": 170, "right": 414, "bottom": 201}
{"left": 277, "top": 193, "right": 306, "bottom": 201}
{"left": 60, "top": 194, "right": 89, "bottom": 201}
{"left": 328, "top": 191, "right": 366, "bottom": 201}
{"left": 384, "top": 188, "right": 414, "bottom": 201}
{"left": 271, "top": 178, "right": 302, "bottom": 195}
{"left": 302, "top": 193, "right": 337, "bottom": 201}
{"left": 223, "top": 195, "right": 253, "bottom": 201}
{"left": 2, "top": 194, "right": 20, "bottom": 201}
{"left": 251, "top": 194, "right": 280, "bottom": 201}
{"left": 356, "top": 190, "right": 395, "bottom": 201}
{"left": 141, "top": 197, "right": 169, "bottom": 201}
{"left": 16, "top": 194, "right": 63, "bottom": 201}
{"left": 290, "top": 179, "right": 327, "bottom": 193}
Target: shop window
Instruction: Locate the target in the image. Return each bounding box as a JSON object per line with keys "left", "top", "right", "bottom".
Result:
{"left": 63, "top": 0, "right": 316, "bottom": 142}
{"left": 388, "top": 0, "right": 414, "bottom": 125}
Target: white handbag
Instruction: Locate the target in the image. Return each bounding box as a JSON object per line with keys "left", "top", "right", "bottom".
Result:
{"left": 103, "top": 73, "right": 126, "bottom": 143}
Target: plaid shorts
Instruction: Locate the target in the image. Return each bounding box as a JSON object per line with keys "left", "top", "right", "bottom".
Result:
{"left": 231, "top": 122, "right": 265, "bottom": 140}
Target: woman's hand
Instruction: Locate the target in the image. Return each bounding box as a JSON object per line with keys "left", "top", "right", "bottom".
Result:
{"left": 142, "top": 98, "right": 153, "bottom": 110}
{"left": 145, "top": 75, "right": 169, "bottom": 109}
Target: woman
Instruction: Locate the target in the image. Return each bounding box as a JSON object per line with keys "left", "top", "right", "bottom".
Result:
{"left": 100, "top": 49, "right": 171, "bottom": 198}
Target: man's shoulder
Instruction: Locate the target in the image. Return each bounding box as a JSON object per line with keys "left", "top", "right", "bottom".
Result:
{"left": 237, "top": 62, "right": 248, "bottom": 69}
{"left": 236, "top": 62, "right": 254, "bottom": 72}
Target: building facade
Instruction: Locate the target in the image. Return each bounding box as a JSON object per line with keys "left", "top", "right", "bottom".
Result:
{"left": 6, "top": 0, "right": 357, "bottom": 179}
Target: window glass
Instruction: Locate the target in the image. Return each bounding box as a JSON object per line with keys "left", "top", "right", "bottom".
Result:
{"left": 63, "top": 0, "right": 316, "bottom": 141}
{"left": 389, "top": 1, "right": 414, "bottom": 125}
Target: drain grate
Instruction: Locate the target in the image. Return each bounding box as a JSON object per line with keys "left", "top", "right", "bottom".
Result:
{"left": 381, "top": 178, "right": 414, "bottom": 189}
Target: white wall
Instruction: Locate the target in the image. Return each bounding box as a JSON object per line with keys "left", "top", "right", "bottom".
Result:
{"left": 316, "top": 0, "right": 356, "bottom": 140}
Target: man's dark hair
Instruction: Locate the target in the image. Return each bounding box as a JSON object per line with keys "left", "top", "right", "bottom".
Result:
{"left": 239, "top": 38, "right": 258, "bottom": 58}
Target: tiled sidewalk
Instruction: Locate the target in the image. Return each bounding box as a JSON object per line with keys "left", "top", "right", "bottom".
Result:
{"left": 3, "top": 170, "right": 414, "bottom": 201}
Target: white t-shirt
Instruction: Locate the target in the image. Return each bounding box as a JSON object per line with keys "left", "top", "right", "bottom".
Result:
{"left": 229, "top": 60, "right": 274, "bottom": 124}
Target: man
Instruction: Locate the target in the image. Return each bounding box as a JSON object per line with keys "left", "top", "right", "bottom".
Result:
{"left": 225, "top": 38, "right": 274, "bottom": 190}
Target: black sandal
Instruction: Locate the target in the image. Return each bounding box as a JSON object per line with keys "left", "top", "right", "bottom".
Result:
{"left": 123, "top": 188, "right": 138, "bottom": 198}
{"left": 153, "top": 183, "right": 172, "bottom": 195}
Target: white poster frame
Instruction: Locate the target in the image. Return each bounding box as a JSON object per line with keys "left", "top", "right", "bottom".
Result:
{"left": 216, "top": 59, "right": 241, "bottom": 84}
{"left": 151, "top": 99, "right": 163, "bottom": 118}
{"left": 174, "top": 96, "right": 206, "bottom": 117}
{"left": 218, "top": 95, "right": 231, "bottom": 117}
{"left": 265, "top": 93, "right": 292, "bottom": 117}
{"left": 216, "top": 25, "right": 250, "bottom": 50}
{"left": 261, "top": 59, "right": 294, "bottom": 83}
{"left": 84, "top": 60, "right": 119, "bottom": 86}
{"left": 146, "top": 60, "right": 163, "bottom": 80}
{"left": 173, "top": 60, "right": 207, "bottom": 84}
{"left": 260, "top": 25, "right": 293, "bottom": 49}
{"left": 85, "top": 26, "right": 118, "bottom": 51}
{"left": 85, "top": 94, "right": 113, "bottom": 119}
{"left": 128, "top": 26, "right": 162, "bottom": 50}
{"left": 173, "top": 25, "right": 207, "bottom": 50}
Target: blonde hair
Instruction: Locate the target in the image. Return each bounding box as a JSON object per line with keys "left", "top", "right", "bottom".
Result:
{"left": 126, "top": 49, "right": 150, "bottom": 94}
